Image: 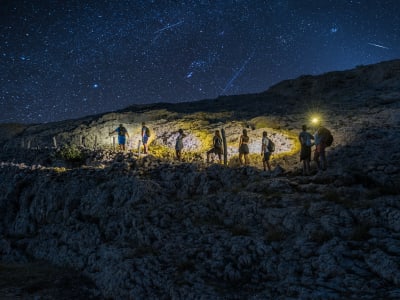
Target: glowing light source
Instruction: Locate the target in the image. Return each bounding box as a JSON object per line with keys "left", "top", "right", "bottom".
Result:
{"left": 311, "top": 116, "right": 320, "bottom": 125}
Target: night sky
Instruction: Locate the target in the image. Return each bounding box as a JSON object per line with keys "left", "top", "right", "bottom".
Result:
{"left": 1, "top": 0, "right": 399, "bottom": 124}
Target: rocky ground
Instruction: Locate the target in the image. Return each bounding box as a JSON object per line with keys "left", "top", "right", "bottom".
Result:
{"left": 0, "top": 59, "right": 400, "bottom": 299}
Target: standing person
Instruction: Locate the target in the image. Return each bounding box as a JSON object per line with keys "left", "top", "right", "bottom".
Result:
{"left": 238, "top": 129, "right": 250, "bottom": 165}
{"left": 175, "top": 128, "right": 185, "bottom": 161}
{"left": 261, "top": 131, "right": 272, "bottom": 171}
{"left": 299, "top": 125, "right": 314, "bottom": 175}
{"left": 141, "top": 122, "right": 150, "bottom": 154}
{"left": 206, "top": 130, "right": 223, "bottom": 164}
{"left": 314, "top": 126, "right": 330, "bottom": 171}
{"left": 110, "top": 124, "right": 129, "bottom": 151}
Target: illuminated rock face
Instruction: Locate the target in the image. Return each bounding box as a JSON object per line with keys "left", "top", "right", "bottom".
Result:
{"left": 0, "top": 59, "right": 400, "bottom": 298}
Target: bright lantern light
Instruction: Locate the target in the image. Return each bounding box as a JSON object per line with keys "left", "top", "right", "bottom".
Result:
{"left": 311, "top": 117, "right": 319, "bottom": 124}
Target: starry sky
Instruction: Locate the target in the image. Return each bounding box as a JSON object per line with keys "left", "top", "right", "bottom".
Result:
{"left": 1, "top": 0, "right": 399, "bottom": 124}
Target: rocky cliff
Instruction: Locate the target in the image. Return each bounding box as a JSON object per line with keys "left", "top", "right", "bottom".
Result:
{"left": 1, "top": 59, "right": 400, "bottom": 299}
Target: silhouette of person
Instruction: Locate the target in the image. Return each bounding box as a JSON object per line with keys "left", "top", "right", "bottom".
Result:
{"left": 299, "top": 125, "right": 314, "bottom": 175}
{"left": 110, "top": 124, "right": 129, "bottom": 151}
{"left": 141, "top": 122, "right": 150, "bottom": 154}
{"left": 238, "top": 129, "right": 250, "bottom": 165}
{"left": 207, "top": 130, "right": 223, "bottom": 163}
{"left": 261, "top": 131, "right": 272, "bottom": 171}
{"left": 175, "top": 128, "right": 185, "bottom": 161}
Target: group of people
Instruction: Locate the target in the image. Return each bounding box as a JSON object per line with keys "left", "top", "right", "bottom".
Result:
{"left": 110, "top": 123, "right": 186, "bottom": 161}
{"left": 237, "top": 129, "right": 274, "bottom": 171}
{"left": 109, "top": 122, "right": 149, "bottom": 153}
{"left": 110, "top": 122, "right": 331, "bottom": 174}
{"left": 299, "top": 124, "right": 331, "bottom": 175}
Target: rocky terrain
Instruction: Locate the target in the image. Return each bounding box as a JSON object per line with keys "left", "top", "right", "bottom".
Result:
{"left": 0, "top": 59, "right": 399, "bottom": 299}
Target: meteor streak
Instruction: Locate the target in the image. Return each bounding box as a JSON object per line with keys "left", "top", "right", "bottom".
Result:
{"left": 368, "top": 42, "right": 389, "bottom": 49}
{"left": 222, "top": 51, "right": 255, "bottom": 94}
{"left": 154, "top": 20, "right": 184, "bottom": 34}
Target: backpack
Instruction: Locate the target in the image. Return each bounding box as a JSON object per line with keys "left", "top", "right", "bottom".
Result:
{"left": 318, "top": 127, "right": 333, "bottom": 147}
{"left": 267, "top": 139, "right": 275, "bottom": 152}
{"left": 144, "top": 126, "right": 151, "bottom": 137}
{"left": 118, "top": 127, "right": 126, "bottom": 136}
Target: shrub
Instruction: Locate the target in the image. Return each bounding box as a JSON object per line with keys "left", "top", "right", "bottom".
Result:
{"left": 58, "top": 144, "right": 86, "bottom": 165}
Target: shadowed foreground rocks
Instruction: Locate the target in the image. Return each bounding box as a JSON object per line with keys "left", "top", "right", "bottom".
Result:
{"left": 0, "top": 262, "right": 97, "bottom": 299}
{"left": 0, "top": 150, "right": 399, "bottom": 298}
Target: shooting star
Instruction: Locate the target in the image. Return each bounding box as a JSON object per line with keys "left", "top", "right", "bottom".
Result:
{"left": 222, "top": 51, "right": 255, "bottom": 94}
{"left": 154, "top": 20, "right": 184, "bottom": 34}
{"left": 368, "top": 42, "right": 389, "bottom": 49}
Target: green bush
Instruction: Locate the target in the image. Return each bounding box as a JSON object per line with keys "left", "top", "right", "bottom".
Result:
{"left": 58, "top": 144, "right": 86, "bottom": 164}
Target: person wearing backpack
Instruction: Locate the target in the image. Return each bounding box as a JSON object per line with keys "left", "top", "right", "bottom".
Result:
{"left": 141, "top": 122, "right": 150, "bottom": 154}
{"left": 261, "top": 131, "right": 273, "bottom": 171}
{"left": 175, "top": 128, "right": 186, "bottom": 161}
{"left": 314, "top": 125, "right": 331, "bottom": 171}
{"left": 110, "top": 124, "right": 129, "bottom": 151}
{"left": 207, "top": 130, "right": 223, "bottom": 164}
{"left": 238, "top": 129, "right": 250, "bottom": 166}
{"left": 299, "top": 125, "right": 314, "bottom": 175}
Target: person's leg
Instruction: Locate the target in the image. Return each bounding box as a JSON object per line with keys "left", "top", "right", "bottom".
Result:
{"left": 266, "top": 160, "right": 271, "bottom": 171}
{"left": 305, "top": 159, "right": 311, "bottom": 175}
{"left": 314, "top": 147, "right": 320, "bottom": 170}
{"left": 320, "top": 149, "right": 327, "bottom": 170}
{"left": 206, "top": 149, "right": 212, "bottom": 163}
{"left": 239, "top": 153, "right": 244, "bottom": 165}
{"left": 264, "top": 152, "right": 271, "bottom": 171}
{"left": 244, "top": 153, "right": 249, "bottom": 165}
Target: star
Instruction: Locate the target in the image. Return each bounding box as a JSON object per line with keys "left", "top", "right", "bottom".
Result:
{"left": 1, "top": 1, "right": 399, "bottom": 123}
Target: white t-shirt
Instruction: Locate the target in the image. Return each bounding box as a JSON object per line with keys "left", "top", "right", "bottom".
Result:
{"left": 262, "top": 137, "right": 270, "bottom": 153}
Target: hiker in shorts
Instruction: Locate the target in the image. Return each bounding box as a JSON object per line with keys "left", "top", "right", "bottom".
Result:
{"left": 299, "top": 125, "right": 314, "bottom": 175}
{"left": 141, "top": 122, "right": 149, "bottom": 154}
{"left": 175, "top": 128, "right": 185, "bottom": 161}
{"left": 238, "top": 129, "right": 250, "bottom": 165}
{"left": 110, "top": 124, "right": 129, "bottom": 151}
{"left": 207, "top": 130, "right": 223, "bottom": 164}
{"left": 314, "top": 126, "right": 328, "bottom": 171}
{"left": 261, "top": 131, "right": 272, "bottom": 171}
